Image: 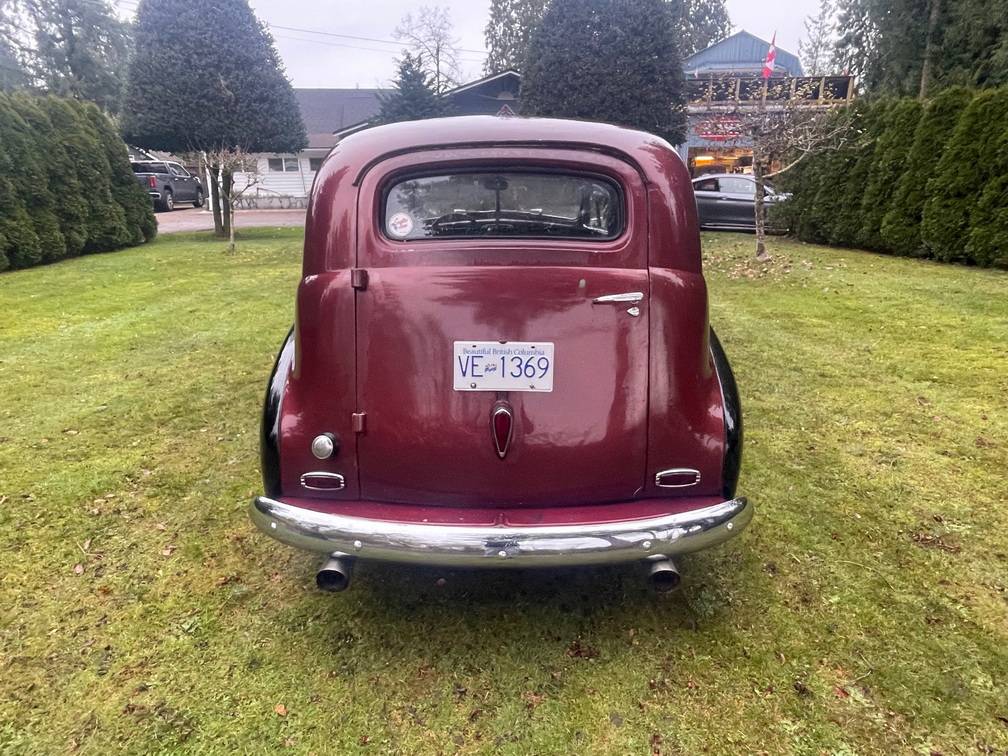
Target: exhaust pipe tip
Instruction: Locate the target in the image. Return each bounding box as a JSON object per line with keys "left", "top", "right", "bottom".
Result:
{"left": 316, "top": 554, "right": 354, "bottom": 592}
{"left": 647, "top": 557, "right": 681, "bottom": 593}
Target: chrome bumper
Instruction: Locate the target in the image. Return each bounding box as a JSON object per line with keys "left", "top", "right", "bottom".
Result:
{"left": 249, "top": 496, "right": 752, "bottom": 567}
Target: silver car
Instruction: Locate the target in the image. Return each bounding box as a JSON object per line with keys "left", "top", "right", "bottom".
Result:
{"left": 692, "top": 173, "right": 788, "bottom": 231}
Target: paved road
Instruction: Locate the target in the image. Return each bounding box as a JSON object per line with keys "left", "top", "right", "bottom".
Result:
{"left": 156, "top": 208, "right": 306, "bottom": 233}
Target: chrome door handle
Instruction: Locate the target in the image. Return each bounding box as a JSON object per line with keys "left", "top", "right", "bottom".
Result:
{"left": 592, "top": 292, "right": 644, "bottom": 304}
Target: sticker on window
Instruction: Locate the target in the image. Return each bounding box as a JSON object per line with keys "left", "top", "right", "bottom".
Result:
{"left": 387, "top": 212, "right": 414, "bottom": 238}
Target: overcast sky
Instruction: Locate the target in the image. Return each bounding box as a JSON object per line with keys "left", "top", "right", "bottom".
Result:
{"left": 156, "top": 0, "right": 819, "bottom": 89}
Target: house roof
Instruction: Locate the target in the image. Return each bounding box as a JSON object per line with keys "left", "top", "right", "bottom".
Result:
{"left": 331, "top": 70, "right": 525, "bottom": 141}
{"left": 683, "top": 30, "right": 804, "bottom": 77}
{"left": 293, "top": 88, "right": 390, "bottom": 149}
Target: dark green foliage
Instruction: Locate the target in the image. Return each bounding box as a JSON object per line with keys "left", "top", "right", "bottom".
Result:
{"left": 83, "top": 102, "right": 157, "bottom": 245}
{"left": 18, "top": 0, "right": 131, "bottom": 113}
{"left": 881, "top": 87, "right": 972, "bottom": 256}
{"left": 37, "top": 97, "right": 91, "bottom": 256}
{"left": 671, "top": 0, "right": 732, "bottom": 58}
{"left": 0, "top": 92, "right": 62, "bottom": 265}
{"left": 857, "top": 98, "right": 923, "bottom": 250}
{"left": 483, "top": 0, "right": 549, "bottom": 74}
{"left": 521, "top": 0, "right": 686, "bottom": 145}
{"left": 790, "top": 87, "right": 1008, "bottom": 267}
{"left": 834, "top": 0, "right": 1008, "bottom": 97}
{"left": 0, "top": 92, "right": 154, "bottom": 272}
{"left": 966, "top": 125, "right": 1008, "bottom": 267}
{"left": 921, "top": 88, "right": 1008, "bottom": 262}
{"left": 825, "top": 100, "right": 889, "bottom": 247}
{"left": 376, "top": 53, "right": 444, "bottom": 124}
{"left": 121, "top": 0, "right": 306, "bottom": 154}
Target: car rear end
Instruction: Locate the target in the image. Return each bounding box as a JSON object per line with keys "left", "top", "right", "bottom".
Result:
{"left": 250, "top": 118, "right": 749, "bottom": 591}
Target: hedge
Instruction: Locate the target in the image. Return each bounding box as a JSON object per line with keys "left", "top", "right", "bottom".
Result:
{"left": 0, "top": 93, "right": 155, "bottom": 272}
{"left": 778, "top": 87, "right": 1008, "bottom": 268}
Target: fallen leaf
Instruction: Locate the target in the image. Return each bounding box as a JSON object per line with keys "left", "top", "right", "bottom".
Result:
{"left": 522, "top": 691, "right": 546, "bottom": 710}
{"left": 274, "top": 704, "right": 287, "bottom": 716}
{"left": 161, "top": 545, "right": 175, "bottom": 557}
{"left": 73, "top": 563, "right": 84, "bottom": 575}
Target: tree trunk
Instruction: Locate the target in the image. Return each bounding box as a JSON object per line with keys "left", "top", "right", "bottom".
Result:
{"left": 221, "top": 168, "right": 233, "bottom": 249}
{"left": 919, "top": 0, "right": 941, "bottom": 99}
{"left": 208, "top": 163, "right": 224, "bottom": 237}
{"left": 753, "top": 159, "right": 770, "bottom": 261}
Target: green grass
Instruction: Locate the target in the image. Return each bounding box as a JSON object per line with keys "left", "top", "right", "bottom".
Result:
{"left": 1, "top": 229, "right": 1006, "bottom": 754}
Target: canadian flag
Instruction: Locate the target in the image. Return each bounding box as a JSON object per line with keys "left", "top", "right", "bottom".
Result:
{"left": 762, "top": 33, "right": 777, "bottom": 79}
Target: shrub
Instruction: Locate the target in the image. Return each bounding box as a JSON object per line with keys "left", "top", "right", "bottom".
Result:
{"left": 0, "top": 93, "right": 155, "bottom": 272}
{"left": 966, "top": 124, "right": 1008, "bottom": 267}
{"left": 0, "top": 92, "right": 47, "bottom": 269}
{"left": 83, "top": 102, "right": 157, "bottom": 245}
{"left": 828, "top": 99, "right": 891, "bottom": 248}
{"left": 880, "top": 87, "right": 972, "bottom": 257}
{"left": 858, "top": 98, "right": 923, "bottom": 251}
{"left": 921, "top": 87, "right": 1008, "bottom": 262}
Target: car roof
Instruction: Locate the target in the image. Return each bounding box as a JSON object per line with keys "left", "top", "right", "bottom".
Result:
{"left": 329, "top": 116, "right": 681, "bottom": 185}
{"left": 692, "top": 173, "right": 755, "bottom": 181}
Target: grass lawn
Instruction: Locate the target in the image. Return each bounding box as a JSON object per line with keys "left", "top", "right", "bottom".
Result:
{"left": 1, "top": 228, "right": 1006, "bottom": 754}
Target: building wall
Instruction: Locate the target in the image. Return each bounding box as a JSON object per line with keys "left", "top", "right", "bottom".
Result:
{"left": 230, "top": 151, "right": 329, "bottom": 207}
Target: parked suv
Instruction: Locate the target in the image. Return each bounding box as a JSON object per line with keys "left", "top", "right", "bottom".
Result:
{"left": 131, "top": 161, "right": 204, "bottom": 212}
{"left": 250, "top": 117, "right": 750, "bottom": 593}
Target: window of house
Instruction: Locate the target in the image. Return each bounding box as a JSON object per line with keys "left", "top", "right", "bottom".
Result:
{"left": 309, "top": 157, "right": 324, "bottom": 172}
{"left": 383, "top": 171, "right": 623, "bottom": 241}
{"left": 268, "top": 157, "right": 300, "bottom": 172}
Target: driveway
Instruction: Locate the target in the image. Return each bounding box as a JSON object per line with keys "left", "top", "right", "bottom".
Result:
{"left": 156, "top": 207, "right": 305, "bottom": 233}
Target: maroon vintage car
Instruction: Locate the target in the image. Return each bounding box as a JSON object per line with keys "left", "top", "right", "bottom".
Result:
{"left": 250, "top": 116, "right": 749, "bottom": 592}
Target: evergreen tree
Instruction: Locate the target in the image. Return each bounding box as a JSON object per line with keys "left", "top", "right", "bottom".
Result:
{"left": 670, "top": 0, "right": 731, "bottom": 58}
{"left": 376, "top": 53, "right": 443, "bottom": 124}
{"left": 483, "top": 0, "right": 548, "bottom": 74}
{"left": 0, "top": 93, "right": 42, "bottom": 269}
{"left": 857, "top": 98, "right": 922, "bottom": 250}
{"left": 921, "top": 88, "right": 1008, "bottom": 261}
{"left": 880, "top": 86, "right": 971, "bottom": 256}
{"left": 4, "top": 93, "right": 64, "bottom": 262}
{"left": 83, "top": 101, "right": 156, "bottom": 245}
{"left": 522, "top": 0, "right": 686, "bottom": 145}
{"left": 966, "top": 124, "right": 1008, "bottom": 268}
{"left": 799, "top": 1, "right": 836, "bottom": 76}
{"left": 122, "top": 0, "right": 306, "bottom": 154}
{"left": 122, "top": 0, "right": 306, "bottom": 237}
{"left": 826, "top": 100, "right": 889, "bottom": 247}
{"left": 20, "top": 0, "right": 131, "bottom": 113}
{"left": 36, "top": 96, "right": 90, "bottom": 256}
{"left": 833, "top": 0, "right": 1008, "bottom": 96}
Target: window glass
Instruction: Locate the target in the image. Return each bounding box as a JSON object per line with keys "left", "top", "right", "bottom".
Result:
{"left": 169, "top": 164, "right": 189, "bottom": 177}
{"left": 693, "top": 178, "right": 719, "bottom": 192}
{"left": 309, "top": 157, "right": 324, "bottom": 172}
{"left": 719, "top": 177, "right": 756, "bottom": 196}
{"left": 268, "top": 157, "right": 300, "bottom": 172}
{"left": 383, "top": 172, "right": 623, "bottom": 241}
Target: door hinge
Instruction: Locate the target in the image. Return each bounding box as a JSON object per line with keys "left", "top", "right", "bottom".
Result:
{"left": 351, "top": 268, "right": 369, "bottom": 290}
{"left": 351, "top": 412, "right": 366, "bottom": 433}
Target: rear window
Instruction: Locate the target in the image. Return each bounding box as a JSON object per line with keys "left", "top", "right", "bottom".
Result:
{"left": 383, "top": 171, "right": 623, "bottom": 241}
{"left": 132, "top": 162, "right": 166, "bottom": 174}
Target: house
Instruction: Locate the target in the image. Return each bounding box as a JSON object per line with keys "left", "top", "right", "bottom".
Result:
{"left": 681, "top": 30, "right": 854, "bottom": 176}
{"left": 231, "top": 88, "right": 386, "bottom": 208}
{"left": 234, "top": 72, "right": 523, "bottom": 208}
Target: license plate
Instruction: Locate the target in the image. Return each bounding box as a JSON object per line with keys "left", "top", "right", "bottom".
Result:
{"left": 453, "top": 341, "right": 554, "bottom": 392}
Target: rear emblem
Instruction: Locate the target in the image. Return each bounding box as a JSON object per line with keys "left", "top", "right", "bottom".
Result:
{"left": 490, "top": 402, "right": 514, "bottom": 459}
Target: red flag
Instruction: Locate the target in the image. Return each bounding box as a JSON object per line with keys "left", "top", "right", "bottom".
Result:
{"left": 762, "top": 33, "right": 777, "bottom": 79}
